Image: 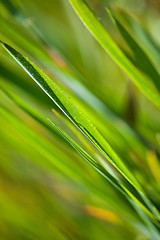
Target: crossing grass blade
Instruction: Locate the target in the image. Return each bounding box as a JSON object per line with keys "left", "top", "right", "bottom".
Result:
{"left": 69, "top": 0, "right": 160, "bottom": 109}
{"left": 113, "top": 8, "right": 160, "bottom": 74}
{"left": 107, "top": 10, "right": 160, "bottom": 92}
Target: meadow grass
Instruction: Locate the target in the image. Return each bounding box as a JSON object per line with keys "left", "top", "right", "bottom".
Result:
{"left": 0, "top": 0, "right": 160, "bottom": 239}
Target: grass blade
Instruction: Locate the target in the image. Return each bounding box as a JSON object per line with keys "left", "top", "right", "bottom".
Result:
{"left": 0, "top": 40, "right": 141, "bottom": 191}
{"left": 1, "top": 41, "right": 160, "bottom": 225}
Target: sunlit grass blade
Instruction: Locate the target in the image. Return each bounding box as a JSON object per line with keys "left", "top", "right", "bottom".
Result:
{"left": 69, "top": 0, "right": 160, "bottom": 109}
{"left": 1, "top": 41, "right": 160, "bottom": 226}
{"left": 0, "top": 40, "right": 142, "bottom": 192}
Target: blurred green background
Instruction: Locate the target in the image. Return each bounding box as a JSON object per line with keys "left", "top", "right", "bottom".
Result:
{"left": 0, "top": 0, "right": 160, "bottom": 239}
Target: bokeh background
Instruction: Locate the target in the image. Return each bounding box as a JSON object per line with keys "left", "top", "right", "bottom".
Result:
{"left": 0, "top": 0, "right": 160, "bottom": 239}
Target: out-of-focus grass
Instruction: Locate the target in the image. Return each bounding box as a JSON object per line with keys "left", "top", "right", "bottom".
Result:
{"left": 0, "top": 0, "right": 160, "bottom": 239}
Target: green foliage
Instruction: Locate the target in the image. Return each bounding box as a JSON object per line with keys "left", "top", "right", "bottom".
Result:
{"left": 0, "top": 0, "right": 160, "bottom": 239}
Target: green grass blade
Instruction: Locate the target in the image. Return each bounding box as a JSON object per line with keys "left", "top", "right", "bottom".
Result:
{"left": 69, "top": 0, "right": 160, "bottom": 109}
{"left": 0, "top": 40, "right": 141, "bottom": 191}
{"left": 1, "top": 41, "right": 160, "bottom": 224}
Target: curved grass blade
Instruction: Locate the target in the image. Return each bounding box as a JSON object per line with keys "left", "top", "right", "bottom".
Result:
{"left": 0, "top": 40, "right": 141, "bottom": 189}
{"left": 107, "top": 10, "right": 160, "bottom": 92}
{"left": 115, "top": 9, "right": 160, "bottom": 75}
{"left": 69, "top": 0, "right": 160, "bottom": 109}
{"left": 1, "top": 41, "right": 160, "bottom": 222}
